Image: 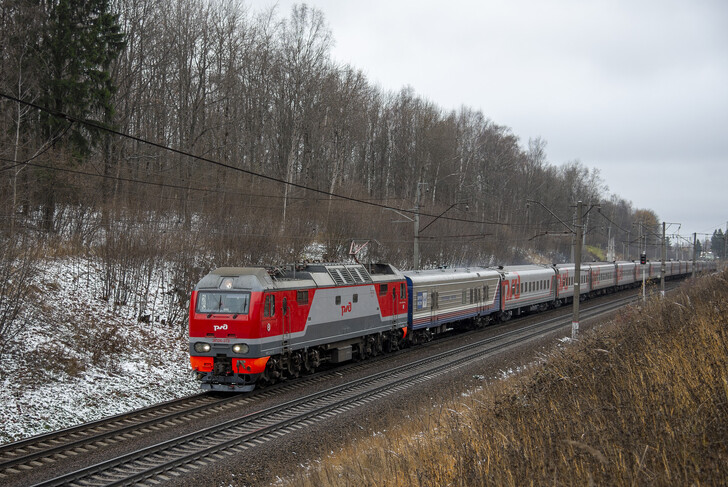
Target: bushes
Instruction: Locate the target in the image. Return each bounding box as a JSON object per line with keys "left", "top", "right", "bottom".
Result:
{"left": 0, "top": 235, "right": 38, "bottom": 356}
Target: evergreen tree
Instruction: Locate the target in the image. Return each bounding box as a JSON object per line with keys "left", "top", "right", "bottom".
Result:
{"left": 711, "top": 229, "right": 725, "bottom": 259}
{"left": 34, "top": 0, "right": 125, "bottom": 230}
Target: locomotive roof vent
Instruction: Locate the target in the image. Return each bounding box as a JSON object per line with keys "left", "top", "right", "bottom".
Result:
{"left": 325, "top": 264, "right": 372, "bottom": 285}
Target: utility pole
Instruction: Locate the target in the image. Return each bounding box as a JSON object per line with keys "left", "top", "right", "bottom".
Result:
{"left": 693, "top": 233, "right": 697, "bottom": 278}
{"left": 527, "top": 198, "right": 584, "bottom": 338}
{"left": 413, "top": 183, "right": 423, "bottom": 270}
{"left": 411, "top": 181, "right": 467, "bottom": 271}
{"left": 640, "top": 248, "right": 646, "bottom": 303}
{"left": 573, "top": 201, "right": 583, "bottom": 339}
{"left": 660, "top": 221, "right": 666, "bottom": 297}
{"left": 627, "top": 228, "right": 631, "bottom": 261}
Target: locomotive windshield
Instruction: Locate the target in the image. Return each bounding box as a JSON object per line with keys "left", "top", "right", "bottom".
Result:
{"left": 196, "top": 291, "right": 251, "bottom": 315}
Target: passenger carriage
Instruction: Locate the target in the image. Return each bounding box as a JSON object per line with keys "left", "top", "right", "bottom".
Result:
{"left": 496, "top": 265, "right": 556, "bottom": 319}
{"left": 403, "top": 267, "right": 501, "bottom": 338}
{"left": 553, "top": 263, "right": 590, "bottom": 305}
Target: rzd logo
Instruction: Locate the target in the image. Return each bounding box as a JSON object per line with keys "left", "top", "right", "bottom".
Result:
{"left": 341, "top": 302, "right": 352, "bottom": 316}
{"left": 214, "top": 324, "right": 228, "bottom": 332}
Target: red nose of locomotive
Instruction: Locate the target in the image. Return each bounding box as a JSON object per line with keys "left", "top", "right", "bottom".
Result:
{"left": 189, "top": 269, "right": 271, "bottom": 391}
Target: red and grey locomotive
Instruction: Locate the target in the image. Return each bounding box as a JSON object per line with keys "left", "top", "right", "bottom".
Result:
{"left": 189, "top": 263, "right": 408, "bottom": 391}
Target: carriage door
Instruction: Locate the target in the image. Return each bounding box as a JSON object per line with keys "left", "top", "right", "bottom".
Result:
{"left": 431, "top": 289, "right": 438, "bottom": 326}
{"left": 391, "top": 287, "right": 397, "bottom": 326}
{"left": 281, "top": 297, "right": 290, "bottom": 352}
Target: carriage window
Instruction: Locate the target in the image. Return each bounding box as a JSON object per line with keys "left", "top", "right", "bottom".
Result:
{"left": 400, "top": 283, "right": 406, "bottom": 298}
{"left": 353, "top": 293, "right": 358, "bottom": 303}
{"left": 335, "top": 295, "right": 341, "bottom": 305}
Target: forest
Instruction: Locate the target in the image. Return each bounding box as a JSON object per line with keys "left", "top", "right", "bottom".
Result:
{"left": 1, "top": 0, "right": 673, "bottom": 337}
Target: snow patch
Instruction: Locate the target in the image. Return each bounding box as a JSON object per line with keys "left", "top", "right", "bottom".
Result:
{"left": 0, "top": 257, "right": 199, "bottom": 444}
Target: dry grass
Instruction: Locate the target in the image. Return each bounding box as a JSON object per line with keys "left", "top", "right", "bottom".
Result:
{"left": 286, "top": 271, "right": 728, "bottom": 486}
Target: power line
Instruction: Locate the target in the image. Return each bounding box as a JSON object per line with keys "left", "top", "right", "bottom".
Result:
{"left": 0, "top": 91, "right": 513, "bottom": 228}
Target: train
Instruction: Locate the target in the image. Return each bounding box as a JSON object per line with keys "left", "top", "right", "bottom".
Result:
{"left": 188, "top": 259, "right": 716, "bottom": 391}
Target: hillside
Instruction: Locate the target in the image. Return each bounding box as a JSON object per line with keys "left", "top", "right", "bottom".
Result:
{"left": 282, "top": 270, "right": 728, "bottom": 486}
{"left": 0, "top": 256, "right": 197, "bottom": 444}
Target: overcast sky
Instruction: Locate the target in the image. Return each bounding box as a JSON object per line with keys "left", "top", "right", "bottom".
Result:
{"left": 262, "top": 0, "right": 728, "bottom": 241}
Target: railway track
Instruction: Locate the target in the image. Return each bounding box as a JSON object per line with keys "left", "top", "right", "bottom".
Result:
{"left": 13, "top": 289, "right": 641, "bottom": 487}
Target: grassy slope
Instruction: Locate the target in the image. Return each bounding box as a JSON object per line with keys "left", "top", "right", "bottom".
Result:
{"left": 285, "top": 270, "right": 728, "bottom": 486}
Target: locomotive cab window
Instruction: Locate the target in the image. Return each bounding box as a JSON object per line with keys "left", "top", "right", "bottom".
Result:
{"left": 197, "top": 291, "right": 251, "bottom": 315}
{"left": 400, "top": 283, "right": 406, "bottom": 299}
{"left": 297, "top": 290, "right": 309, "bottom": 305}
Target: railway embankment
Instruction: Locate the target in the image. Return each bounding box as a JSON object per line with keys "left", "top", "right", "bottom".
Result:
{"left": 283, "top": 270, "right": 728, "bottom": 486}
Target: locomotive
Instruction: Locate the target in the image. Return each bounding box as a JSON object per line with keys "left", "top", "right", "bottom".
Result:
{"left": 189, "top": 259, "right": 715, "bottom": 391}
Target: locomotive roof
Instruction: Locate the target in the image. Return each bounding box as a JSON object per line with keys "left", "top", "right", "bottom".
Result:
{"left": 195, "top": 262, "right": 403, "bottom": 291}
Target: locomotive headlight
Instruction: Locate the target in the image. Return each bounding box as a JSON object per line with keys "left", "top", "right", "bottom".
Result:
{"left": 194, "top": 342, "right": 211, "bottom": 353}
{"left": 232, "top": 343, "right": 249, "bottom": 354}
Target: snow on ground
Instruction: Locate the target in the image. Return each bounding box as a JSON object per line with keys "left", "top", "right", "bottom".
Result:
{"left": 0, "top": 257, "right": 199, "bottom": 444}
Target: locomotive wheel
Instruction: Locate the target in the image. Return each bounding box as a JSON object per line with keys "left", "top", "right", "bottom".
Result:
{"left": 383, "top": 335, "right": 393, "bottom": 353}
{"left": 288, "top": 351, "right": 303, "bottom": 378}
{"left": 308, "top": 349, "right": 321, "bottom": 369}
{"left": 374, "top": 334, "right": 383, "bottom": 356}
{"left": 262, "top": 356, "right": 282, "bottom": 385}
